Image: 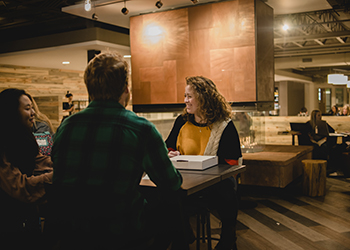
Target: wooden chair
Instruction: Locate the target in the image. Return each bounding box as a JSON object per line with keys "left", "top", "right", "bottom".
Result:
{"left": 290, "top": 122, "right": 312, "bottom": 146}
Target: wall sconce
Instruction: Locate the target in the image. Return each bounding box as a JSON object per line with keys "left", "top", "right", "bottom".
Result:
{"left": 84, "top": 0, "right": 92, "bottom": 11}
{"left": 155, "top": 1, "right": 163, "bottom": 9}
{"left": 121, "top": 0, "right": 129, "bottom": 15}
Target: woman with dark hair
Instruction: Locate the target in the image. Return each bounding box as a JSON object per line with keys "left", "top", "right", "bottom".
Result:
{"left": 0, "top": 88, "right": 53, "bottom": 247}
{"left": 306, "top": 109, "right": 335, "bottom": 160}
{"left": 328, "top": 105, "right": 339, "bottom": 116}
{"left": 166, "top": 76, "right": 242, "bottom": 250}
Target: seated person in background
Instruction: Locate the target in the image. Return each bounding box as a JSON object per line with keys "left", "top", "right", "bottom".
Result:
{"left": 49, "top": 52, "right": 184, "bottom": 250}
{"left": 233, "top": 111, "right": 252, "bottom": 139}
{"left": 31, "top": 96, "right": 54, "bottom": 134}
{"left": 327, "top": 105, "right": 339, "bottom": 116}
{"left": 0, "top": 88, "right": 53, "bottom": 248}
{"left": 298, "top": 106, "right": 308, "bottom": 116}
{"left": 166, "top": 76, "right": 242, "bottom": 250}
{"left": 340, "top": 104, "right": 350, "bottom": 116}
{"left": 29, "top": 96, "right": 54, "bottom": 156}
{"left": 306, "top": 109, "right": 334, "bottom": 160}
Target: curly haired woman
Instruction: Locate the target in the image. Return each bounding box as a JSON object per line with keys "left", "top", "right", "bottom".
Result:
{"left": 166, "top": 76, "right": 242, "bottom": 250}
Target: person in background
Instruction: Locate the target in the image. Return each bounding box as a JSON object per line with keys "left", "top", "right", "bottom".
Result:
{"left": 31, "top": 96, "right": 54, "bottom": 134}
{"left": 166, "top": 76, "right": 242, "bottom": 250}
{"left": 340, "top": 104, "right": 350, "bottom": 116}
{"left": 0, "top": 88, "right": 53, "bottom": 248}
{"left": 63, "top": 91, "right": 74, "bottom": 115}
{"left": 49, "top": 52, "right": 184, "bottom": 250}
{"left": 233, "top": 111, "right": 252, "bottom": 138}
{"left": 327, "top": 105, "right": 339, "bottom": 116}
{"left": 61, "top": 91, "right": 75, "bottom": 124}
{"left": 298, "top": 106, "right": 308, "bottom": 116}
{"left": 306, "top": 109, "right": 335, "bottom": 160}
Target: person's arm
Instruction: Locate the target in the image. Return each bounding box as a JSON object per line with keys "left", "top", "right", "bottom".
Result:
{"left": 217, "top": 121, "right": 242, "bottom": 165}
{"left": 165, "top": 115, "right": 185, "bottom": 152}
{"left": 224, "top": 159, "right": 239, "bottom": 165}
{"left": 63, "top": 103, "right": 75, "bottom": 113}
{"left": 165, "top": 115, "right": 186, "bottom": 157}
{"left": 143, "top": 123, "right": 182, "bottom": 191}
{"left": 65, "top": 106, "right": 74, "bottom": 113}
{"left": 34, "top": 154, "right": 53, "bottom": 174}
{"left": 0, "top": 154, "right": 52, "bottom": 203}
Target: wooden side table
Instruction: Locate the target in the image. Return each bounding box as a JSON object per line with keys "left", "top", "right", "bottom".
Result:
{"left": 302, "top": 159, "right": 327, "bottom": 197}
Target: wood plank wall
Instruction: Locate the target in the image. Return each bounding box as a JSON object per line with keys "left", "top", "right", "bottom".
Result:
{"left": 0, "top": 64, "right": 88, "bottom": 131}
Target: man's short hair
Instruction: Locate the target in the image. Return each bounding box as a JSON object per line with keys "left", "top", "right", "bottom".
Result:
{"left": 84, "top": 52, "right": 129, "bottom": 101}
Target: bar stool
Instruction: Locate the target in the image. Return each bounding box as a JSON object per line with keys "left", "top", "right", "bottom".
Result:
{"left": 189, "top": 193, "right": 221, "bottom": 250}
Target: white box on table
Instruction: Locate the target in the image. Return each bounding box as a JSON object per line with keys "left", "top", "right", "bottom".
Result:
{"left": 170, "top": 155, "right": 218, "bottom": 170}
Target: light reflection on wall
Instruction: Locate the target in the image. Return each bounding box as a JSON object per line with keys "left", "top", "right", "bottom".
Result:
{"left": 143, "top": 23, "right": 165, "bottom": 44}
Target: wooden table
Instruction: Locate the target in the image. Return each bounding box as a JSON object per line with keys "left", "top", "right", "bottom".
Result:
{"left": 241, "top": 145, "right": 313, "bottom": 188}
{"left": 140, "top": 164, "right": 246, "bottom": 195}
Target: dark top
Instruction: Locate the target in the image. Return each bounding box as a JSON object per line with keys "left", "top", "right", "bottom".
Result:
{"left": 305, "top": 120, "right": 335, "bottom": 142}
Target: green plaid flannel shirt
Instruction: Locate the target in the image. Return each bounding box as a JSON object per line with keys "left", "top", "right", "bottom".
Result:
{"left": 52, "top": 100, "right": 182, "bottom": 238}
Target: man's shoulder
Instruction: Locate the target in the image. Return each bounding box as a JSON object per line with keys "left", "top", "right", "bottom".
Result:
{"left": 121, "top": 109, "right": 153, "bottom": 126}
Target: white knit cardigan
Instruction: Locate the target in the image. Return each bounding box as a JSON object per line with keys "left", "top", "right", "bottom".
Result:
{"left": 203, "top": 118, "right": 230, "bottom": 156}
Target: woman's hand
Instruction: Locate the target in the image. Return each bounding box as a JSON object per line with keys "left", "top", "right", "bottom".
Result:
{"left": 168, "top": 150, "right": 180, "bottom": 158}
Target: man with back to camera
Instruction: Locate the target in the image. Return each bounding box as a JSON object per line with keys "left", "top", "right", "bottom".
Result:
{"left": 49, "top": 52, "right": 185, "bottom": 250}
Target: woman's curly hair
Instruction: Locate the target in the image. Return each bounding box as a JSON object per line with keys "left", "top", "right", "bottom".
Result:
{"left": 182, "top": 76, "right": 232, "bottom": 126}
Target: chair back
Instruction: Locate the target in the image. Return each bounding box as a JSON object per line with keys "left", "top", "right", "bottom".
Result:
{"left": 290, "top": 122, "right": 312, "bottom": 145}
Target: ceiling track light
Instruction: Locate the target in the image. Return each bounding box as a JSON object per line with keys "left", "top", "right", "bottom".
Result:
{"left": 121, "top": 0, "right": 129, "bottom": 15}
{"left": 155, "top": 1, "right": 163, "bottom": 9}
{"left": 92, "top": 13, "right": 98, "bottom": 20}
{"left": 84, "top": 0, "right": 92, "bottom": 11}
{"left": 191, "top": 0, "right": 199, "bottom": 4}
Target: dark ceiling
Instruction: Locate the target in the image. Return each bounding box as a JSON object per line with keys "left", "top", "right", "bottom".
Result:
{"left": 0, "top": 0, "right": 128, "bottom": 42}
{"left": 1, "top": 0, "right": 350, "bottom": 82}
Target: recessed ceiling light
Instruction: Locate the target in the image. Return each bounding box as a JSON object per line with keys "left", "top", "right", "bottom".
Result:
{"left": 123, "top": 55, "right": 131, "bottom": 58}
{"left": 62, "top": 61, "right": 70, "bottom": 65}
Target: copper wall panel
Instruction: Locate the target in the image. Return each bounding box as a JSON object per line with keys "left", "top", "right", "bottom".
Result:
{"left": 130, "top": 0, "right": 274, "bottom": 107}
{"left": 188, "top": 4, "right": 213, "bottom": 31}
{"left": 133, "top": 81, "right": 151, "bottom": 104}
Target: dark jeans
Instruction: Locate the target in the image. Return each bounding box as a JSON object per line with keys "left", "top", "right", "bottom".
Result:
{"left": 139, "top": 186, "right": 190, "bottom": 250}
{"left": 43, "top": 186, "right": 189, "bottom": 250}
